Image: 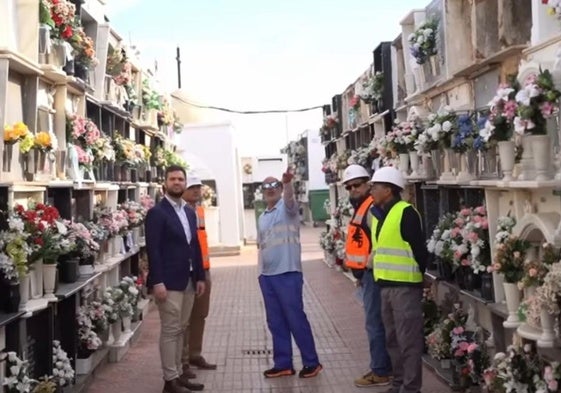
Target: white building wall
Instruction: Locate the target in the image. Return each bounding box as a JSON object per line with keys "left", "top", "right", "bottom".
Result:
{"left": 175, "top": 122, "right": 243, "bottom": 248}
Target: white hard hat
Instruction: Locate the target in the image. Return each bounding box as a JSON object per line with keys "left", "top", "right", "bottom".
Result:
{"left": 370, "top": 166, "right": 405, "bottom": 189}
{"left": 342, "top": 164, "right": 370, "bottom": 184}
{"left": 186, "top": 172, "right": 203, "bottom": 188}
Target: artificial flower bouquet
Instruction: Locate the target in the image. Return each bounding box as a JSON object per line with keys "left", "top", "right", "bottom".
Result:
{"left": 408, "top": 20, "right": 438, "bottom": 65}
{"left": 492, "top": 216, "right": 530, "bottom": 283}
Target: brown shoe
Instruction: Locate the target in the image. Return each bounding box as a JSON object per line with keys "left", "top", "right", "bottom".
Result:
{"left": 163, "top": 378, "right": 192, "bottom": 393}
{"left": 189, "top": 356, "right": 217, "bottom": 370}
{"left": 181, "top": 366, "right": 197, "bottom": 379}
{"left": 178, "top": 374, "right": 204, "bottom": 391}
{"left": 354, "top": 371, "right": 391, "bottom": 387}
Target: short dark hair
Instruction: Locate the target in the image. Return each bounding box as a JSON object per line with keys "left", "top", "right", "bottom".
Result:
{"left": 165, "top": 165, "right": 186, "bottom": 180}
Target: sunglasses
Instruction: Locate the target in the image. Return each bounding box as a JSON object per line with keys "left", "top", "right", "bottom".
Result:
{"left": 262, "top": 181, "right": 281, "bottom": 190}
{"left": 345, "top": 181, "right": 366, "bottom": 191}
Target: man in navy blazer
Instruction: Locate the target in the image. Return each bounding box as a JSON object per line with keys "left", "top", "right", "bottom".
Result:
{"left": 145, "top": 165, "right": 206, "bottom": 393}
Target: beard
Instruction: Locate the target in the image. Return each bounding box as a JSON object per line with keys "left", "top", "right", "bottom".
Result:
{"left": 166, "top": 189, "right": 184, "bottom": 198}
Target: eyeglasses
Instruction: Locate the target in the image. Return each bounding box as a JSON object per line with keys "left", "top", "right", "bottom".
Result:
{"left": 262, "top": 181, "right": 281, "bottom": 190}
{"left": 345, "top": 182, "right": 366, "bottom": 191}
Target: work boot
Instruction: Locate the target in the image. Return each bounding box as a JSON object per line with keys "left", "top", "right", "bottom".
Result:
{"left": 162, "top": 378, "right": 192, "bottom": 393}
{"left": 354, "top": 371, "right": 391, "bottom": 387}
{"left": 181, "top": 366, "right": 197, "bottom": 379}
{"left": 177, "top": 374, "right": 204, "bottom": 391}
{"left": 189, "top": 356, "right": 217, "bottom": 370}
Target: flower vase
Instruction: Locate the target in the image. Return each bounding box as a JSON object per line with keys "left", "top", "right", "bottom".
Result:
{"left": 498, "top": 141, "right": 515, "bottom": 181}
{"left": 456, "top": 151, "right": 477, "bottom": 182}
{"left": 480, "top": 272, "right": 494, "bottom": 302}
{"left": 30, "top": 259, "right": 43, "bottom": 299}
{"left": 19, "top": 274, "right": 30, "bottom": 311}
{"left": 48, "top": 41, "right": 67, "bottom": 68}
{"left": 518, "top": 135, "right": 535, "bottom": 181}
{"left": 530, "top": 134, "right": 552, "bottom": 181}
{"left": 132, "top": 227, "right": 140, "bottom": 246}
{"left": 537, "top": 310, "right": 557, "bottom": 347}
{"left": 439, "top": 148, "right": 456, "bottom": 181}
{"left": 480, "top": 146, "right": 498, "bottom": 179}
{"left": 122, "top": 316, "right": 132, "bottom": 334}
{"left": 429, "top": 55, "right": 438, "bottom": 76}
{"left": 409, "top": 151, "right": 420, "bottom": 178}
{"left": 503, "top": 282, "right": 522, "bottom": 328}
{"left": 111, "top": 320, "right": 122, "bottom": 344}
{"left": 75, "top": 354, "right": 93, "bottom": 375}
{"left": 430, "top": 150, "right": 442, "bottom": 178}
{"left": 34, "top": 149, "right": 46, "bottom": 172}
{"left": 324, "top": 251, "right": 335, "bottom": 268}
{"left": 3, "top": 143, "right": 13, "bottom": 172}
{"left": 38, "top": 24, "right": 51, "bottom": 59}
{"left": 440, "top": 358, "right": 451, "bottom": 369}
{"left": 1, "top": 280, "right": 21, "bottom": 313}
{"left": 399, "top": 153, "right": 410, "bottom": 176}
{"left": 42, "top": 263, "right": 57, "bottom": 300}
{"left": 74, "top": 62, "right": 89, "bottom": 83}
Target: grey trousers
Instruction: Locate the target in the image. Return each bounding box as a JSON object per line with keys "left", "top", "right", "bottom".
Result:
{"left": 381, "top": 286, "right": 424, "bottom": 393}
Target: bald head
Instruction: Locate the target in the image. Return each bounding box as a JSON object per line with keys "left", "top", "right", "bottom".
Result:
{"left": 262, "top": 176, "right": 283, "bottom": 208}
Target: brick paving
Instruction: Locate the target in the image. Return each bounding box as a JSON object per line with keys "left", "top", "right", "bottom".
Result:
{"left": 85, "top": 226, "right": 452, "bottom": 393}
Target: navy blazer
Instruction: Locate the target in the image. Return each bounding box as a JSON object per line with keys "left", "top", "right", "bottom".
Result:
{"left": 145, "top": 198, "right": 205, "bottom": 290}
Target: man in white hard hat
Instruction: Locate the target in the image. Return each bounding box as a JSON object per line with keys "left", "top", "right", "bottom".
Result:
{"left": 369, "top": 166, "right": 427, "bottom": 393}
{"left": 341, "top": 164, "right": 392, "bottom": 388}
{"left": 178, "top": 172, "right": 215, "bottom": 391}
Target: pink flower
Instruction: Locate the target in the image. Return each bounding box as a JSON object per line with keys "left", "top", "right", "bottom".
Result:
{"left": 529, "top": 268, "right": 538, "bottom": 277}
{"left": 468, "top": 232, "right": 479, "bottom": 242}
{"left": 460, "top": 208, "right": 471, "bottom": 217}
{"left": 461, "top": 259, "right": 470, "bottom": 266}
{"left": 453, "top": 326, "right": 464, "bottom": 335}
{"left": 549, "top": 380, "right": 558, "bottom": 392}
{"left": 504, "top": 100, "right": 518, "bottom": 119}
{"left": 540, "top": 101, "right": 555, "bottom": 118}
{"left": 454, "top": 218, "right": 465, "bottom": 227}
{"left": 481, "top": 219, "right": 489, "bottom": 229}
{"left": 451, "top": 227, "right": 461, "bottom": 238}
{"left": 474, "top": 206, "right": 486, "bottom": 215}
{"left": 513, "top": 251, "right": 521, "bottom": 259}
{"left": 467, "top": 343, "right": 478, "bottom": 353}
{"left": 486, "top": 265, "right": 494, "bottom": 273}
{"left": 493, "top": 263, "right": 502, "bottom": 271}
{"left": 459, "top": 341, "right": 470, "bottom": 351}
{"left": 454, "top": 250, "right": 463, "bottom": 259}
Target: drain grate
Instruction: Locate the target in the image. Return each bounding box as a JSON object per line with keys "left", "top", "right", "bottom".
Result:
{"left": 242, "top": 349, "right": 271, "bottom": 356}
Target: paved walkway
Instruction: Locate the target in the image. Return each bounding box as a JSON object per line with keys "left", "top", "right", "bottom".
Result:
{"left": 85, "top": 226, "right": 452, "bottom": 393}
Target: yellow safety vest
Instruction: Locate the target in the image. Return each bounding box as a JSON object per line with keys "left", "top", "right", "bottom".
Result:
{"left": 371, "top": 201, "right": 423, "bottom": 283}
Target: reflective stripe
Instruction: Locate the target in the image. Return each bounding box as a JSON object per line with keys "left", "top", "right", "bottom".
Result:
{"left": 269, "top": 224, "right": 298, "bottom": 234}
{"left": 375, "top": 262, "right": 420, "bottom": 273}
{"left": 346, "top": 254, "right": 367, "bottom": 263}
{"left": 376, "top": 247, "right": 414, "bottom": 258}
{"left": 261, "top": 237, "right": 300, "bottom": 249}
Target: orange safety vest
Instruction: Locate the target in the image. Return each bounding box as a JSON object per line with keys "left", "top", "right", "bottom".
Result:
{"left": 345, "top": 196, "right": 374, "bottom": 270}
{"left": 196, "top": 205, "right": 210, "bottom": 270}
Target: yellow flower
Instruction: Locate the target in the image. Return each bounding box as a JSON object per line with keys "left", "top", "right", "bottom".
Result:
{"left": 548, "top": 7, "right": 556, "bottom": 16}
{"left": 34, "top": 131, "right": 52, "bottom": 150}
{"left": 4, "top": 124, "right": 16, "bottom": 142}
{"left": 12, "top": 122, "right": 29, "bottom": 138}
{"left": 19, "top": 133, "right": 35, "bottom": 154}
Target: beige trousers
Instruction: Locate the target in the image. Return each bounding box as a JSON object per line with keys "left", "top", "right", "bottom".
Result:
{"left": 183, "top": 270, "right": 211, "bottom": 365}
{"left": 157, "top": 281, "right": 195, "bottom": 381}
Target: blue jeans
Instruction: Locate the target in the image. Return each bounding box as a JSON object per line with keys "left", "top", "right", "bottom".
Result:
{"left": 362, "top": 269, "right": 392, "bottom": 376}
{"left": 259, "top": 272, "right": 320, "bottom": 369}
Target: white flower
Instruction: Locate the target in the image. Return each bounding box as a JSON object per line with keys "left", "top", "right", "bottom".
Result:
{"left": 423, "top": 28, "right": 433, "bottom": 37}
{"left": 442, "top": 121, "right": 452, "bottom": 132}
{"left": 417, "top": 35, "right": 425, "bottom": 44}
{"left": 427, "top": 113, "right": 436, "bottom": 122}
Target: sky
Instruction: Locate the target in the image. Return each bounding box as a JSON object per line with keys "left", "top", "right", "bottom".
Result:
{"left": 105, "top": 0, "right": 429, "bottom": 156}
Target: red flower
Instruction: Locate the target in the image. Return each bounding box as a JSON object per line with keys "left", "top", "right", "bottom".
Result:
{"left": 62, "top": 25, "right": 73, "bottom": 39}
{"left": 543, "top": 0, "right": 549, "bottom": 4}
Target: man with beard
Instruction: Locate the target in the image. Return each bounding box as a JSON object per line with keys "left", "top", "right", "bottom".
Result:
{"left": 145, "top": 165, "right": 207, "bottom": 393}
{"left": 342, "top": 164, "right": 392, "bottom": 388}
{"left": 257, "top": 169, "right": 322, "bottom": 379}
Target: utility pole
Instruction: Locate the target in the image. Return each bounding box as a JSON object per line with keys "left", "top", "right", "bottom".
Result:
{"left": 176, "top": 46, "right": 182, "bottom": 89}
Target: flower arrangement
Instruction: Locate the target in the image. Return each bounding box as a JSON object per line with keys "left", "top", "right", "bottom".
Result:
{"left": 86, "top": 300, "right": 109, "bottom": 334}
{"left": 19, "top": 133, "right": 35, "bottom": 155}
{"left": 91, "top": 134, "right": 116, "bottom": 163}
{"left": 120, "top": 201, "right": 146, "bottom": 228}
{"left": 483, "top": 344, "right": 544, "bottom": 393}
{"left": 0, "top": 215, "right": 33, "bottom": 283}
{"left": 479, "top": 84, "right": 519, "bottom": 146}
{"left": 450, "top": 326, "right": 488, "bottom": 384}
{"left": 68, "top": 115, "right": 100, "bottom": 146}
{"left": 543, "top": 0, "right": 561, "bottom": 18}
{"left": 3, "top": 352, "right": 35, "bottom": 393}
{"left": 52, "top": 340, "right": 74, "bottom": 386}
{"left": 152, "top": 146, "right": 167, "bottom": 167}
{"left": 427, "top": 212, "right": 461, "bottom": 268}
{"left": 426, "top": 326, "right": 449, "bottom": 360}
{"left": 408, "top": 20, "right": 438, "bottom": 65}
{"left": 514, "top": 69, "right": 561, "bottom": 136}
{"left": 76, "top": 306, "right": 103, "bottom": 356}
{"left": 112, "top": 286, "right": 134, "bottom": 318}
{"left": 320, "top": 114, "right": 338, "bottom": 140}
{"left": 319, "top": 229, "right": 337, "bottom": 254}
{"left": 140, "top": 194, "right": 155, "bottom": 210}
{"left": 112, "top": 134, "right": 138, "bottom": 167}
{"left": 536, "top": 261, "right": 561, "bottom": 316}
{"left": 102, "top": 287, "right": 120, "bottom": 324}
{"left": 120, "top": 276, "right": 140, "bottom": 310}
{"left": 72, "top": 144, "right": 94, "bottom": 170}
{"left": 106, "top": 45, "right": 133, "bottom": 86}
{"left": 13, "top": 202, "right": 74, "bottom": 264}
{"left": 70, "top": 26, "right": 98, "bottom": 68}
{"left": 518, "top": 242, "right": 559, "bottom": 289}
{"left": 40, "top": 0, "right": 75, "bottom": 41}
{"left": 32, "top": 132, "right": 52, "bottom": 152}
{"left": 347, "top": 144, "right": 375, "bottom": 168}
{"left": 201, "top": 184, "right": 215, "bottom": 208}
{"left": 142, "top": 79, "right": 162, "bottom": 111}
{"left": 536, "top": 362, "right": 561, "bottom": 393}
{"left": 451, "top": 114, "right": 478, "bottom": 153}
{"left": 4, "top": 122, "right": 29, "bottom": 145}
{"left": 66, "top": 221, "right": 100, "bottom": 259}
{"left": 358, "top": 72, "right": 384, "bottom": 103}
{"left": 423, "top": 106, "right": 458, "bottom": 150}
{"left": 518, "top": 295, "right": 542, "bottom": 328}
{"left": 422, "top": 287, "right": 440, "bottom": 337}
{"left": 382, "top": 119, "right": 421, "bottom": 154}
{"left": 492, "top": 216, "right": 530, "bottom": 283}
{"left": 334, "top": 197, "right": 354, "bottom": 219}
{"left": 451, "top": 206, "right": 491, "bottom": 274}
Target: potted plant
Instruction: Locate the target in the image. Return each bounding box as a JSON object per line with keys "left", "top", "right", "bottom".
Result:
{"left": 3, "top": 352, "right": 35, "bottom": 393}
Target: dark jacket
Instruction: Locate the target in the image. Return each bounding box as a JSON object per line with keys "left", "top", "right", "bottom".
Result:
{"left": 145, "top": 198, "right": 205, "bottom": 290}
